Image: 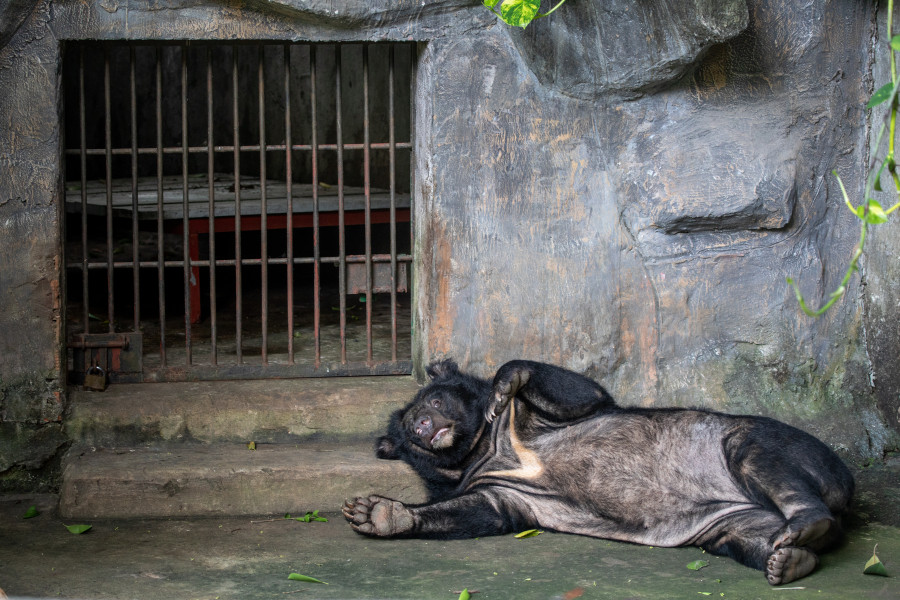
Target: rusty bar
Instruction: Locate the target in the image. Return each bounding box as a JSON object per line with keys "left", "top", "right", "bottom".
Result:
{"left": 79, "top": 47, "right": 90, "bottom": 335}
{"left": 310, "top": 45, "right": 321, "bottom": 368}
{"left": 258, "top": 44, "right": 269, "bottom": 365}
{"left": 389, "top": 44, "right": 398, "bottom": 362}
{"left": 130, "top": 45, "right": 141, "bottom": 332}
{"left": 181, "top": 43, "right": 193, "bottom": 364}
{"left": 143, "top": 360, "right": 413, "bottom": 382}
{"left": 104, "top": 46, "right": 115, "bottom": 334}
{"left": 65, "top": 141, "right": 412, "bottom": 157}
{"left": 409, "top": 43, "right": 417, "bottom": 325}
{"left": 285, "top": 43, "right": 295, "bottom": 364}
{"left": 363, "top": 45, "right": 373, "bottom": 364}
{"left": 77, "top": 254, "right": 410, "bottom": 270}
{"left": 233, "top": 44, "right": 244, "bottom": 364}
{"left": 69, "top": 337, "right": 129, "bottom": 350}
{"left": 156, "top": 46, "right": 167, "bottom": 366}
{"left": 207, "top": 45, "right": 218, "bottom": 365}
{"left": 336, "top": 44, "right": 347, "bottom": 364}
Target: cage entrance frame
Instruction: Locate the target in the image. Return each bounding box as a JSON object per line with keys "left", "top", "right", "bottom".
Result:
{"left": 63, "top": 41, "right": 415, "bottom": 383}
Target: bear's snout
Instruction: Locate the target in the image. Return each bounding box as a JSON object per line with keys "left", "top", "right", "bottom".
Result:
{"left": 415, "top": 415, "right": 433, "bottom": 438}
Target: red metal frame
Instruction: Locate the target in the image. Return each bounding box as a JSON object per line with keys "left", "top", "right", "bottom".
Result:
{"left": 176, "top": 208, "right": 411, "bottom": 323}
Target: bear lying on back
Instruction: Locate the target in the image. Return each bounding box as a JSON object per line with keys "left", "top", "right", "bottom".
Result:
{"left": 343, "top": 359, "right": 854, "bottom": 585}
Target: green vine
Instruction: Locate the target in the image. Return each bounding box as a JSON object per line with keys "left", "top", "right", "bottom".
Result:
{"left": 483, "top": 0, "right": 568, "bottom": 28}
{"left": 787, "top": 0, "right": 900, "bottom": 317}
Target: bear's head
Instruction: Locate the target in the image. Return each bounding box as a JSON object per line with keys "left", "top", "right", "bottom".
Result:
{"left": 375, "top": 359, "right": 491, "bottom": 469}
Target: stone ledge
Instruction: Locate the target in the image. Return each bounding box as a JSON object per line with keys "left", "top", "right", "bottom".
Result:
{"left": 65, "top": 376, "right": 420, "bottom": 446}
{"left": 59, "top": 441, "right": 426, "bottom": 519}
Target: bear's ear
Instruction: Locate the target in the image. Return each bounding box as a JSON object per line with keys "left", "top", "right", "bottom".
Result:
{"left": 426, "top": 359, "right": 459, "bottom": 381}
{"left": 375, "top": 436, "right": 400, "bottom": 460}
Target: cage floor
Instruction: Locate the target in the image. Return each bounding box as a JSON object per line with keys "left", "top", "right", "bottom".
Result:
{"left": 66, "top": 282, "right": 412, "bottom": 379}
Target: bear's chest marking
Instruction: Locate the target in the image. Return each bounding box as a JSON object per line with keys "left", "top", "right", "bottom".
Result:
{"left": 480, "top": 399, "right": 544, "bottom": 481}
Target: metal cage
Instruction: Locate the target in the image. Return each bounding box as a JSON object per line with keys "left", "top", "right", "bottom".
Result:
{"left": 63, "top": 41, "right": 415, "bottom": 383}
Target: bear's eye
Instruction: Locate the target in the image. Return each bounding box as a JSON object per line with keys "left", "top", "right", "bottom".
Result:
{"left": 430, "top": 397, "right": 441, "bottom": 409}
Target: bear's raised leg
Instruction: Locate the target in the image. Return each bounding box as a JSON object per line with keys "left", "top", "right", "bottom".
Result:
{"left": 725, "top": 424, "right": 851, "bottom": 556}
{"left": 696, "top": 508, "right": 820, "bottom": 585}
{"left": 487, "top": 360, "right": 615, "bottom": 423}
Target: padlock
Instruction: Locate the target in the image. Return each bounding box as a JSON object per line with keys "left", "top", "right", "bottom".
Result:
{"left": 83, "top": 364, "right": 107, "bottom": 392}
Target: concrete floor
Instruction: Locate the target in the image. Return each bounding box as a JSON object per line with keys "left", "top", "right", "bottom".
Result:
{"left": 2, "top": 457, "right": 900, "bottom": 600}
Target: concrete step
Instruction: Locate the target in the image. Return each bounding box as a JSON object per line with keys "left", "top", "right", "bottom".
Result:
{"left": 59, "top": 441, "right": 426, "bottom": 519}
{"left": 65, "top": 376, "right": 420, "bottom": 446}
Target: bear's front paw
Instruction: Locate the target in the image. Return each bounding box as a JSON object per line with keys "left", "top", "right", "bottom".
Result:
{"left": 485, "top": 390, "right": 510, "bottom": 424}
{"left": 487, "top": 365, "right": 531, "bottom": 423}
{"left": 342, "top": 495, "right": 414, "bottom": 537}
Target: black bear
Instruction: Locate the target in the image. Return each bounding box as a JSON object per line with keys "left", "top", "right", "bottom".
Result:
{"left": 343, "top": 359, "right": 854, "bottom": 585}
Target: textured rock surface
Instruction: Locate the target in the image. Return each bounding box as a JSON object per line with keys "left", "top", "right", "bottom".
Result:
{"left": 508, "top": 0, "right": 749, "bottom": 98}
{"left": 412, "top": 0, "right": 898, "bottom": 458}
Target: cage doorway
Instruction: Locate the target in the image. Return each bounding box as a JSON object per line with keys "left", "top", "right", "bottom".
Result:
{"left": 63, "top": 41, "right": 415, "bottom": 383}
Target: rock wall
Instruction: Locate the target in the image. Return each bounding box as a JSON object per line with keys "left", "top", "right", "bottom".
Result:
{"left": 0, "top": 0, "right": 66, "bottom": 491}
{"left": 863, "top": 0, "right": 900, "bottom": 454}
{"left": 0, "top": 0, "right": 897, "bottom": 491}
{"left": 413, "top": 0, "right": 898, "bottom": 458}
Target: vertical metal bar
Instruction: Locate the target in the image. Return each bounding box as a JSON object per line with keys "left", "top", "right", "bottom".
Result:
{"left": 388, "top": 44, "right": 398, "bottom": 362}
{"left": 284, "top": 43, "right": 295, "bottom": 364}
{"left": 363, "top": 45, "right": 373, "bottom": 364}
{"left": 104, "top": 46, "right": 115, "bottom": 334}
{"left": 258, "top": 44, "right": 269, "bottom": 365}
{"left": 181, "top": 43, "right": 193, "bottom": 364}
{"left": 233, "top": 44, "right": 243, "bottom": 364}
{"left": 207, "top": 45, "right": 218, "bottom": 364}
{"left": 336, "top": 44, "right": 347, "bottom": 364}
{"left": 79, "top": 47, "right": 89, "bottom": 335}
{"left": 156, "top": 46, "right": 167, "bottom": 367}
{"left": 409, "top": 43, "right": 417, "bottom": 344}
{"left": 310, "top": 45, "right": 321, "bottom": 368}
{"left": 130, "top": 45, "right": 141, "bottom": 332}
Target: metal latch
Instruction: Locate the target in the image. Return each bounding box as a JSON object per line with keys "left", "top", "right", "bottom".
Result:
{"left": 83, "top": 363, "right": 107, "bottom": 392}
{"left": 68, "top": 332, "right": 143, "bottom": 386}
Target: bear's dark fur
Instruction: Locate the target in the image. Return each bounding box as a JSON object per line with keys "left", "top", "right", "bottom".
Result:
{"left": 343, "top": 359, "right": 854, "bottom": 585}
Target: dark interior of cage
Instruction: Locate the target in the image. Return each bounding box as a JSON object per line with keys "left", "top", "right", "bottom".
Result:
{"left": 63, "top": 43, "right": 413, "bottom": 380}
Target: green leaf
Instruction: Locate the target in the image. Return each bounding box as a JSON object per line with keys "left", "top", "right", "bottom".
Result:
{"left": 500, "top": 0, "right": 541, "bottom": 28}
{"left": 483, "top": 0, "right": 502, "bottom": 8}
{"left": 514, "top": 529, "right": 542, "bottom": 538}
{"left": 864, "top": 546, "right": 888, "bottom": 576}
{"left": 687, "top": 560, "right": 710, "bottom": 571}
{"left": 285, "top": 510, "right": 328, "bottom": 523}
{"left": 23, "top": 505, "right": 39, "bottom": 519}
{"left": 865, "top": 199, "right": 889, "bottom": 224}
{"left": 891, "top": 35, "right": 900, "bottom": 51}
{"left": 458, "top": 589, "right": 471, "bottom": 600}
{"left": 288, "top": 572, "right": 328, "bottom": 584}
{"left": 65, "top": 524, "right": 92, "bottom": 535}
{"left": 873, "top": 159, "right": 888, "bottom": 191}
{"left": 868, "top": 82, "right": 895, "bottom": 109}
